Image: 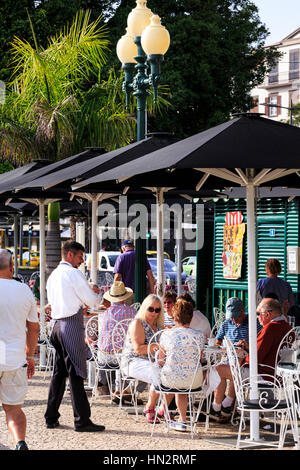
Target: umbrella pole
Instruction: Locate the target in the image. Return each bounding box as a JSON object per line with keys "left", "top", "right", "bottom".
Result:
{"left": 13, "top": 214, "right": 18, "bottom": 275}
{"left": 39, "top": 201, "right": 47, "bottom": 369}
{"left": 156, "top": 188, "right": 165, "bottom": 298}
{"left": 91, "top": 198, "right": 98, "bottom": 285}
{"left": 246, "top": 182, "right": 260, "bottom": 441}
{"left": 176, "top": 218, "right": 183, "bottom": 295}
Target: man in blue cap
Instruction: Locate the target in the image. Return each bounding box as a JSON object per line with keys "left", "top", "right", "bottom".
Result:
{"left": 216, "top": 297, "right": 262, "bottom": 347}
{"left": 209, "top": 297, "right": 262, "bottom": 421}
{"left": 113, "top": 240, "right": 155, "bottom": 301}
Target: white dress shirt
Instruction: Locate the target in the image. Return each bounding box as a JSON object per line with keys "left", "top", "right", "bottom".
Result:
{"left": 190, "top": 310, "right": 212, "bottom": 340}
{"left": 47, "top": 261, "right": 98, "bottom": 319}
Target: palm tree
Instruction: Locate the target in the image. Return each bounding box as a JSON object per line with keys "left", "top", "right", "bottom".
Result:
{"left": 0, "top": 9, "right": 170, "bottom": 275}
{"left": 0, "top": 10, "right": 137, "bottom": 275}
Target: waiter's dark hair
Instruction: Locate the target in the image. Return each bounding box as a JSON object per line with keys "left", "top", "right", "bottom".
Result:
{"left": 62, "top": 240, "right": 85, "bottom": 258}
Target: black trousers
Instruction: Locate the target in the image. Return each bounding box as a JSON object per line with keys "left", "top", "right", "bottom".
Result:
{"left": 44, "top": 322, "right": 91, "bottom": 428}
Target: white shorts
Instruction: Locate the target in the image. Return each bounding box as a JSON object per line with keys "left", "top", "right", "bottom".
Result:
{"left": 0, "top": 367, "right": 28, "bottom": 405}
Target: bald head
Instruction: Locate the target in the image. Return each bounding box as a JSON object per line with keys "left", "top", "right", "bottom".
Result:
{"left": 0, "top": 249, "right": 13, "bottom": 278}
{"left": 257, "top": 298, "right": 282, "bottom": 327}
{"left": 258, "top": 298, "right": 281, "bottom": 316}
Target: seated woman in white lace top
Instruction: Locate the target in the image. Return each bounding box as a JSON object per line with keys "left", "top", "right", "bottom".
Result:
{"left": 158, "top": 299, "right": 205, "bottom": 426}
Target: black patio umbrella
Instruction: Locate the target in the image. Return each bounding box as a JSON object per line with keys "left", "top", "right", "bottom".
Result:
{"left": 12, "top": 133, "right": 181, "bottom": 295}
{"left": 71, "top": 113, "right": 300, "bottom": 445}
{"left": 0, "top": 149, "right": 108, "bottom": 368}
{"left": 0, "top": 148, "right": 106, "bottom": 195}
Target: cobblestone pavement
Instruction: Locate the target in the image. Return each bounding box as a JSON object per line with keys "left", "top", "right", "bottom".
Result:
{"left": 0, "top": 370, "right": 294, "bottom": 452}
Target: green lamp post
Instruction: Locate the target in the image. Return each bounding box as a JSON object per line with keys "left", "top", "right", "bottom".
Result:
{"left": 116, "top": 0, "right": 170, "bottom": 302}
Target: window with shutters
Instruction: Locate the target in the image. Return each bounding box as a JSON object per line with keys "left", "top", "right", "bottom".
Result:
{"left": 289, "top": 49, "right": 299, "bottom": 80}
{"left": 269, "top": 95, "right": 278, "bottom": 116}
{"left": 269, "top": 62, "right": 278, "bottom": 84}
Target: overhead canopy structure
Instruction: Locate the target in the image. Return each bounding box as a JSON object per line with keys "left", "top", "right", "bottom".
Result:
{"left": 0, "top": 148, "right": 106, "bottom": 195}
{"left": 72, "top": 113, "right": 300, "bottom": 446}
{"left": 15, "top": 133, "right": 178, "bottom": 192}
{"left": 14, "top": 133, "right": 181, "bottom": 297}
{"left": 71, "top": 114, "right": 300, "bottom": 189}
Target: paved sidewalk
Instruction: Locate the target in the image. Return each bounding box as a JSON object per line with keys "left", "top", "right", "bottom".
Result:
{"left": 0, "top": 370, "right": 294, "bottom": 452}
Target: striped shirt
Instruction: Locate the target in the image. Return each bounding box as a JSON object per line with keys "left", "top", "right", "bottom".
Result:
{"left": 216, "top": 314, "right": 262, "bottom": 345}
{"left": 164, "top": 311, "right": 175, "bottom": 327}
{"left": 97, "top": 303, "right": 136, "bottom": 353}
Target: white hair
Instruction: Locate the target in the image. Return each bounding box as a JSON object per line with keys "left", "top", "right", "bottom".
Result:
{"left": 0, "top": 249, "right": 12, "bottom": 270}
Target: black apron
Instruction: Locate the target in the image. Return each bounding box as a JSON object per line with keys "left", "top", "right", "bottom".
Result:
{"left": 57, "top": 307, "right": 87, "bottom": 379}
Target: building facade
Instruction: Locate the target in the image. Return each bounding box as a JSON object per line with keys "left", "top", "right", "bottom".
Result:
{"left": 251, "top": 28, "right": 300, "bottom": 122}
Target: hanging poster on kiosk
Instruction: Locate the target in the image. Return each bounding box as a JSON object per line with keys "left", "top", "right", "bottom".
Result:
{"left": 222, "top": 211, "right": 245, "bottom": 279}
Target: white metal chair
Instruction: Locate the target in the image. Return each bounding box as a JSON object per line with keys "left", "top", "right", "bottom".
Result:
{"left": 275, "top": 327, "right": 300, "bottom": 370}
{"left": 111, "top": 318, "right": 140, "bottom": 420}
{"left": 186, "top": 279, "right": 196, "bottom": 300}
{"left": 224, "top": 337, "right": 291, "bottom": 449}
{"left": 213, "top": 307, "right": 226, "bottom": 330}
{"left": 43, "top": 320, "right": 56, "bottom": 379}
{"left": 105, "top": 272, "right": 114, "bottom": 286}
{"left": 147, "top": 329, "right": 206, "bottom": 439}
{"left": 131, "top": 302, "right": 141, "bottom": 313}
{"left": 85, "top": 315, "right": 120, "bottom": 404}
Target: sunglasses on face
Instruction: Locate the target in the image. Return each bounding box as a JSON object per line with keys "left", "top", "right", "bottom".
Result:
{"left": 148, "top": 307, "right": 161, "bottom": 313}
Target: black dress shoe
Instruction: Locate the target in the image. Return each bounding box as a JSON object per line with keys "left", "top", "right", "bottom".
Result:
{"left": 46, "top": 420, "right": 60, "bottom": 429}
{"left": 75, "top": 421, "right": 105, "bottom": 432}
{"left": 15, "top": 441, "right": 29, "bottom": 450}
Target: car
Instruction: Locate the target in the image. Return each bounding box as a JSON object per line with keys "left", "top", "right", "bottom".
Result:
{"left": 182, "top": 256, "right": 196, "bottom": 276}
{"left": 86, "top": 251, "right": 120, "bottom": 272}
{"left": 20, "top": 251, "right": 40, "bottom": 267}
{"left": 147, "top": 258, "right": 187, "bottom": 286}
{"left": 147, "top": 251, "right": 170, "bottom": 259}
{"left": 7, "top": 248, "right": 40, "bottom": 267}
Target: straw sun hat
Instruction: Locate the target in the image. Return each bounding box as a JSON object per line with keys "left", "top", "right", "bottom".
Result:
{"left": 103, "top": 281, "right": 133, "bottom": 303}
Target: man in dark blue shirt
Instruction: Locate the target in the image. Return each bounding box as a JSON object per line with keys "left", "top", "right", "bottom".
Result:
{"left": 113, "top": 240, "right": 155, "bottom": 295}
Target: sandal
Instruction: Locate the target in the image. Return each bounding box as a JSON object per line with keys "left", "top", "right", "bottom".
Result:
{"left": 157, "top": 410, "right": 175, "bottom": 421}
{"left": 143, "top": 408, "right": 160, "bottom": 424}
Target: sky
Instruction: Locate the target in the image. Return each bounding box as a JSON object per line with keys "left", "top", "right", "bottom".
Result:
{"left": 252, "top": 0, "right": 300, "bottom": 45}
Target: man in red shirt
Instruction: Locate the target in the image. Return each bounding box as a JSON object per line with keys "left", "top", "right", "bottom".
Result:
{"left": 210, "top": 297, "right": 291, "bottom": 421}
{"left": 242, "top": 298, "right": 291, "bottom": 377}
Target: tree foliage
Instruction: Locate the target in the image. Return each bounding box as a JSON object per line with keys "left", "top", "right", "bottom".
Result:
{"left": 0, "top": 10, "right": 137, "bottom": 164}
{"left": 106, "top": 0, "right": 280, "bottom": 137}
{"left": 0, "top": 0, "right": 117, "bottom": 82}
{"left": 0, "top": 0, "right": 281, "bottom": 144}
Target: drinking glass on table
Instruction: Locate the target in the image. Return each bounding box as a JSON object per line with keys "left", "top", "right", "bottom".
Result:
{"left": 288, "top": 316, "right": 296, "bottom": 328}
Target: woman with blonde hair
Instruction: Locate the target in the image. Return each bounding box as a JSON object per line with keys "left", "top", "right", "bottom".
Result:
{"left": 121, "top": 294, "right": 165, "bottom": 423}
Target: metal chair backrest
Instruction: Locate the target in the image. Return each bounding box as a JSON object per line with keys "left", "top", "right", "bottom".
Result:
{"left": 105, "top": 272, "right": 114, "bottom": 286}
{"left": 111, "top": 318, "right": 133, "bottom": 351}
{"left": 275, "top": 326, "right": 299, "bottom": 369}
{"left": 213, "top": 307, "right": 226, "bottom": 329}
{"left": 85, "top": 315, "right": 99, "bottom": 362}
{"left": 223, "top": 337, "right": 245, "bottom": 406}
{"left": 148, "top": 329, "right": 203, "bottom": 393}
{"left": 131, "top": 302, "right": 141, "bottom": 313}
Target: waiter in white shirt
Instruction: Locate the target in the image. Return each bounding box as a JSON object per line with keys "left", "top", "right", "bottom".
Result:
{"left": 44, "top": 240, "right": 105, "bottom": 433}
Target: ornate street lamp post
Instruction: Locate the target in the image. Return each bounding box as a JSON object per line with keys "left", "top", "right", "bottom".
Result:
{"left": 116, "top": 0, "right": 170, "bottom": 141}
{"left": 116, "top": 0, "right": 170, "bottom": 302}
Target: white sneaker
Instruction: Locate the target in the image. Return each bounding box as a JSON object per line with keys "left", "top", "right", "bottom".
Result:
{"left": 170, "top": 421, "right": 187, "bottom": 432}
